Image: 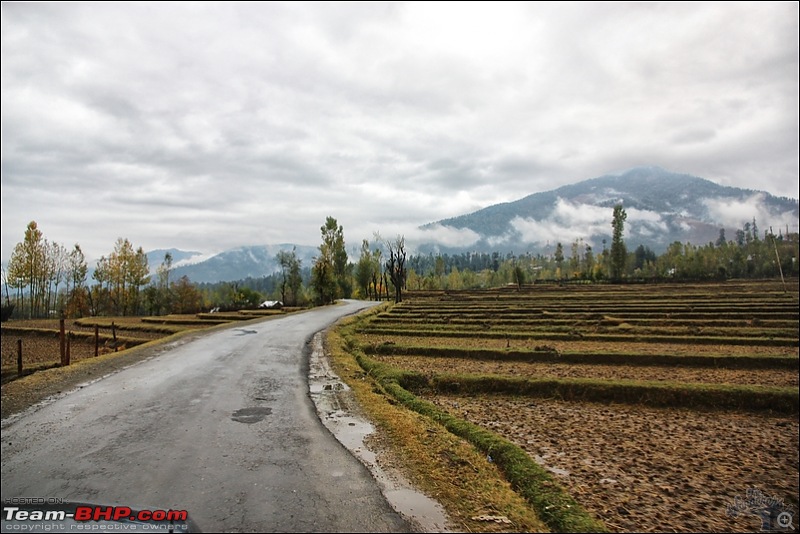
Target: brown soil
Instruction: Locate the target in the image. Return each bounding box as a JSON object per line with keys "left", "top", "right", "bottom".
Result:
{"left": 360, "top": 283, "right": 799, "bottom": 532}
{"left": 422, "top": 393, "right": 799, "bottom": 533}
{"left": 2, "top": 333, "right": 135, "bottom": 372}
{"left": 376, "top": 355, "right": 800, "bottom": 387}
{"left": 357, "top": 311, "right": 799, "bottom": 532}
{"left": 360, "top": 333, "right": 800, "bottom": 357}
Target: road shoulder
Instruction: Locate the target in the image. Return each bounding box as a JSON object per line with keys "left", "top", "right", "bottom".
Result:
{"left": 308, "top": 331, "right": 452, "bottom": 533}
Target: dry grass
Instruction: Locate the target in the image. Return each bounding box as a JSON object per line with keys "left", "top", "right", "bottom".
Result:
{"left": 326, "top": 319, "right": 550, "bottom": 533}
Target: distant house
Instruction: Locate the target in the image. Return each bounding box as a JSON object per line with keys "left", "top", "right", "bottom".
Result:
{"left": 258, "top": 300, "right": 283, "bottom": 310}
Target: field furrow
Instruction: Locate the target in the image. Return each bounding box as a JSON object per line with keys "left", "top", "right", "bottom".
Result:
{"left": 342, "top": 279, "right": 799, "bottom": 533}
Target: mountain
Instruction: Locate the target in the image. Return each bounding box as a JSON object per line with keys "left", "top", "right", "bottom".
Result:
{"left": 165, "top": 244, "right": 318, "bottom": 284}
{"left": 420, "top": 166, "right": 799, "bottom": 255}
{"left": 149, "top": 168, "right": 798, "bottom": 283}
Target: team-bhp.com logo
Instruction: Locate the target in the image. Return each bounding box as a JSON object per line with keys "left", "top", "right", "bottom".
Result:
{"left": 3, "top": 502, "right": 190, "bottom": 531}
{"left": 726, "top": 487, "right": 795, "bottom": 532}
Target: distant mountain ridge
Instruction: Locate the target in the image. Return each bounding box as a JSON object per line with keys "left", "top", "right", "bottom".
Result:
{"left": 146, "top": 245, "right": 318, "bottom": 284}
{"left": 421, "top": 166, "right": 799, "bottom": 255}
{"left": 147, "top": 167, "right": 798, "bottom": 283}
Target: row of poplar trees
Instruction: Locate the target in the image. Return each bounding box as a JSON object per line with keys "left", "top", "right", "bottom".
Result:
{"left": 310, "top": 216, "right": 407, "bottom": 305}
{"left": 4, "top": 221, "right": 202, "bottom": 318}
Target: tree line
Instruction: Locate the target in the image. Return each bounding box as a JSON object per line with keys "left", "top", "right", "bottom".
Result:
{"left": 4, "top": 208, "right": 797, "bottom": 319}
{"left": 222, "top": 209, "right": 797, "bottom": 304}
{"left": 403, "top": 225, "right": 797, "bottom": 290}
{"left": 4, "top": 221, "right": 204, "bottom": 319}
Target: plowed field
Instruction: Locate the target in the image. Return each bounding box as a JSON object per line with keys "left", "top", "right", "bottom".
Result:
{"left": 351, "top": 280, "right": 799, "bottom": 533}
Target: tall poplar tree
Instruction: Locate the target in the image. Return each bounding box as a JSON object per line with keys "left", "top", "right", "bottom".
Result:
{"left": 610, "top": 204, "right": 628, "bottom": 282}
{"left": 312, "top": 217, "right": 347, "bottom": 304}
{"left": 8, "top": 221, "right": 48, "bottom": 318}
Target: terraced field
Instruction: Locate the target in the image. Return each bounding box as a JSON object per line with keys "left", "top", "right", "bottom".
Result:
{"left": 345, "top": 280, "right": 799, "bottom": 533}
{"left": 0, "top": 309, "right": 288, "bottom": 382}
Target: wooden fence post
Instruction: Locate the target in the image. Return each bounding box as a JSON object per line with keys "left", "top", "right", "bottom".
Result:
{"left": 17, "top": 339, "right": 22, "bottom": 376}
{"left": 94, "top": 325, "right": 99, "bottom": 358}
{"left": 59, "top": 315, "right": 66, "bottom": 366}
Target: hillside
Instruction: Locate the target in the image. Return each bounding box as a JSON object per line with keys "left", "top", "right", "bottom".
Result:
{"left": 421, "top": 166, "right": 798, "bottom": 255}
{"left": 166, "top": 244, "right": 318, "bottom": 284}
{"left": 146, "top": 167, "right": 799, "bottom": 283}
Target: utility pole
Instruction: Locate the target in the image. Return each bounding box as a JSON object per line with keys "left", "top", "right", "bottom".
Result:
{"left": 769, "top": 227, "right": 787, "bottom": 293}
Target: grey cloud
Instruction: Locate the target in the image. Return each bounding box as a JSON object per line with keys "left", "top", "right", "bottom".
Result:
{"left": 670, "top": 128, "right": 717, "bottom": 145}
{"left": 2, "top": 2, "right": 797, "bottom": 261}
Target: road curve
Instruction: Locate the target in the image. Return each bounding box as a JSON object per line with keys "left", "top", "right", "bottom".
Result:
{"left": 1, "top": 300, "right": 418, "bottom": 532}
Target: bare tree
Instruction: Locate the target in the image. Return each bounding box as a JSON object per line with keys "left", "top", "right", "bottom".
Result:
{"left": 384, "top": 235, "right": 407, "bottom": 303}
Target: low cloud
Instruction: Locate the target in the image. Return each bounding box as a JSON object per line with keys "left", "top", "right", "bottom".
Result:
{"left": 626, "top": 207, "right": 669, "bottom": 238}
{"left": 407, "top": 224, "right": 481, "bottom": 250}
{"left": 703, "top": 194, "right": 799, "bottom": 233}
{"left": 511, "top": 216, "right": 601, "bottom": 249}
{"left": 508, "top": 199, "right": 669, "bottom": 249}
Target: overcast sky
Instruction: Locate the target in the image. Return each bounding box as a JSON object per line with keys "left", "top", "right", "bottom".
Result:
{"left": 2, "top": 2, "right": 798, "bottom": 263}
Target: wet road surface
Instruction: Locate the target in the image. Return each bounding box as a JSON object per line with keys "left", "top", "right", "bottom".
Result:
{"left": 1, "top": 301, "right": 419, "bottom": 532}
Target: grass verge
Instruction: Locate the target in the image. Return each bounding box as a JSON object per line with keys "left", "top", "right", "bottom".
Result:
{"left": 365, "top": 343, "right": 799, "bottom": 369}
{"left": 414, "top": 374, "right": 799, "bottom": 414}
{"left": 329, "top": 311, "right": 606, "bottom": 533}
{"left": 356, "top": 326, "right": 799, "bottom": 347}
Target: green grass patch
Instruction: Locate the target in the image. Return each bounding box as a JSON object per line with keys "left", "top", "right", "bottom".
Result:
{"left": 365, "top": 343, "right": 799, "bottom": 369}
{"left": 194, "top": 312, "right": 259, "bottom": 321}
{"left": 74, "top": 317, "right": 205, "bottom": 333}
{"left": 140, "top": 316, "right": 229, "bottom": 326}
{"left": 409, "top": 374, "right": 798, "bottom": 414}
{"left": 326, "top": 313, "right": 552, "bottom": 532}
{"left": 357, "top": 326, "right": 799, "bottom": 347}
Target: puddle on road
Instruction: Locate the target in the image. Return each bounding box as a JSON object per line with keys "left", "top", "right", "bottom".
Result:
{"left": 308, "top": 333, "right": 451, "bottom": 533}
{"left": 231, "top": 406, "right": 273, "bottom": 424}
{"left": 233, "top": 328, "right": 258, "bottom": 336}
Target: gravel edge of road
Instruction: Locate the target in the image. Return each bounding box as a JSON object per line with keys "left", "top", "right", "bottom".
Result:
{"left": 307, "top": 331, "right": 452, "bottom": 533}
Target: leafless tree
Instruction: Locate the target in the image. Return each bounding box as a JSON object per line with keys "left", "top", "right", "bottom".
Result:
{"left": 384, "top": 235, "right": 407, "bottom": 303}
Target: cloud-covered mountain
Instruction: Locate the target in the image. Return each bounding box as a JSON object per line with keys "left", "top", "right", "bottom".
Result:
{"left": 152, "top": 245, "right": 318, "bottom": 284}
{"left": 419, "top": 166, "right": 799, "bottom": 255}
{"left": 147, "top": 167, "right": 798, "bottom": 283}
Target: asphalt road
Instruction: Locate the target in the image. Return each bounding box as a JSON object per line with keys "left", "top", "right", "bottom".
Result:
{"left": 1, "top": 300, "right": 418, "bottom": 532}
